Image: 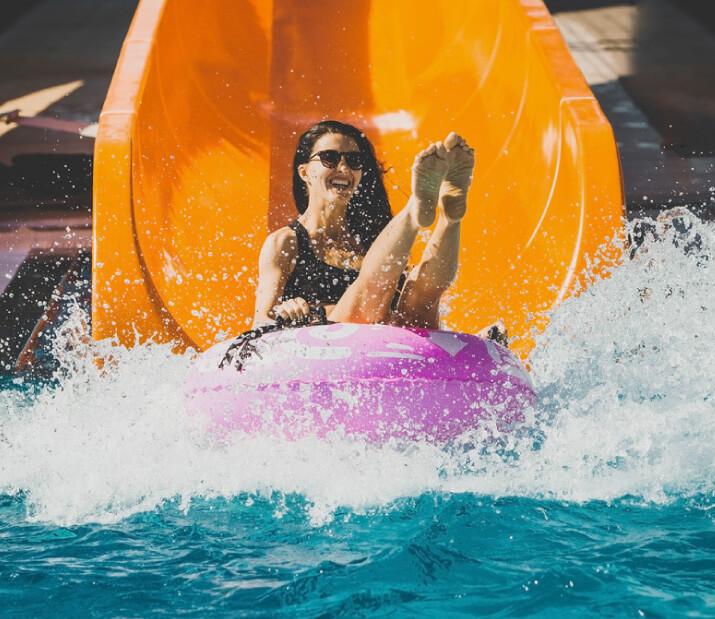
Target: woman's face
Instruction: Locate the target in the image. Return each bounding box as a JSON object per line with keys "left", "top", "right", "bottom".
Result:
{"left": 299, "top": 133, "right": 363, "bottom": 205}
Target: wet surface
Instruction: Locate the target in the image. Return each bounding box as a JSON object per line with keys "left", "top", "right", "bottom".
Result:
{"left": 548, "top": 0, "right": 715, "bottom": 219}
{"left": 0, "top": 0, "right": 137, "bottom": 215}
{"left": 0, "top": 0, "right": 137, "bottom": 372}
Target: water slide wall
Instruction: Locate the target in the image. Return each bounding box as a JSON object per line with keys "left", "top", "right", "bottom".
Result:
{"left": 93, "top": 0, "right": 624, "bottom": 359}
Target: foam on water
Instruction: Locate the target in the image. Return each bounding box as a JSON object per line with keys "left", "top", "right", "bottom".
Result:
{"left": 1, "top": 213, "right": 713, "bottom": 526}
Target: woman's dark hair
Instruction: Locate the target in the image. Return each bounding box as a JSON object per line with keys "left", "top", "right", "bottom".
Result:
{"left": 292, "top": 120, "right": 392, "bottom": 249}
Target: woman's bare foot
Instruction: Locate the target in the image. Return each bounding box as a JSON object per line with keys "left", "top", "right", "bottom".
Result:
{"left": 439, "top": 132, "right": 475, "bottom": 223}
{"left": 411, "top": 141, "right": 449, "bottom": 228}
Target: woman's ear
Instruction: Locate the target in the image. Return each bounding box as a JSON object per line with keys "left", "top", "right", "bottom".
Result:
{"left": 298, "top": 163, "right": 310, "bottom": 185}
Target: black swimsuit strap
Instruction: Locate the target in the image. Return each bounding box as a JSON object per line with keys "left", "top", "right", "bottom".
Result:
{"left": 288, "top": 220, "right": 320, "bottom": 264}
{"left": 288, "top": 219, "right": 308, "bottom": 245}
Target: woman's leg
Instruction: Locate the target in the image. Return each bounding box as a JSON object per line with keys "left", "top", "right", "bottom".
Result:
{"left": 395, "top": 133, "right": 475, "bottom": 328}
{"left": 392, "top": 217, "right": 461, "bottom": 328}
{"left": 328, "top": 141, "right": 449, "bottom": 324}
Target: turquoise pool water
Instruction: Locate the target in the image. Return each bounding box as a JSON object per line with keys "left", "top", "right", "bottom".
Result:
{"left": 1, "top": 216, "right": 713, "bottom": 617}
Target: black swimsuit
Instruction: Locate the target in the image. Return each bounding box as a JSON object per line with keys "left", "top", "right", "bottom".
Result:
{"left": 282, "top": 221, "right": 406, "bottom": 308}
{"left": 283, "top": 221, "right": 361, "bottom": 305}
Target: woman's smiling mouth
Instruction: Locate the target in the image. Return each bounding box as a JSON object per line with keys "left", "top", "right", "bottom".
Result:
{"left": 329, "top": 177, "right": 353, "bottom": 191}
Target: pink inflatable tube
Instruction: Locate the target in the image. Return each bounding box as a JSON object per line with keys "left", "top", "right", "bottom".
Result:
{"left": 184, "top": 323, "right": 535, "bottom": 442}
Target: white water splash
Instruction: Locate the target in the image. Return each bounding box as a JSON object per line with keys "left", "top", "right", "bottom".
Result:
{"left": 0, "top": 212, "right": 713, "bottom": 526}
{"left": 513, "top": 211, "right": 714, "bottom": 503}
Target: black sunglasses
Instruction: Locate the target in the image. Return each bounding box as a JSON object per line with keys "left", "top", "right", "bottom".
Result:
{"left": 308, "top": 150, "right": 366, "bottom": 170}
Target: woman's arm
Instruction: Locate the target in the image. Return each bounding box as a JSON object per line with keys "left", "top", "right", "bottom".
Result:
{"left": 252, "top": 227, "right": 307, "bottom": 327}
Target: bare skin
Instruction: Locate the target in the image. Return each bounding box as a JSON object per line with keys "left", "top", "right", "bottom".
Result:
{"left": 253, "top": 130, "right": 507, "bottom": 341}
{"left": 394, "top": 132, "right": 474, "bottom": 328}
{"left": 328, "top": 140, "right": 451, "bottom": 324}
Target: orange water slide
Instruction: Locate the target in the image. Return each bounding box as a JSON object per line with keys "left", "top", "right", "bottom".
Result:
{"left": 93, "top": 0, "right": 623, "bottom": 358}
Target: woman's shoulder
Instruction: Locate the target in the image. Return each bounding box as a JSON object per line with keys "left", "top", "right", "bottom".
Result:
{"left": 267, "top": 224, "right": 298, "bottom": 243}
{"left": 266, "top": 226, "right": 298, "bottom": 248}
{"left": 260, "top": 224, "right": 299, "bottom": 263}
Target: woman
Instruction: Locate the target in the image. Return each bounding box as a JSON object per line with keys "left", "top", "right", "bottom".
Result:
{"left": 253, "top": 120, "right": 480, "bottom": 332}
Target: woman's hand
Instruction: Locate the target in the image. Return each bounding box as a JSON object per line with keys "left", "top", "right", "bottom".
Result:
{"left": 272, "top": 297, "right": 310, "bottom": 325}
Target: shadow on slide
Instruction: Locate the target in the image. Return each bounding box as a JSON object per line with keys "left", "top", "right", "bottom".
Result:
{"left": 93, "top": 0, "right": 623, "bottom": 359}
